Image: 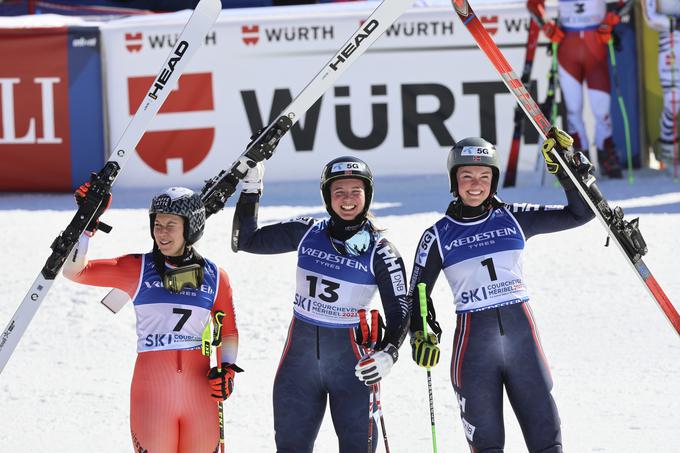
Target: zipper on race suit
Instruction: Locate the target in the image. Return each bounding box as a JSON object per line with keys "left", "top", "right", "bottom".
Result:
{"left": 316, "top": 326, "right": 320, "bottom": 360}
{"left": 177, "top": 350, "right": 183, "bottom": 373}
{"left": 495, "top": 308, "right": 505, "bottom": 336}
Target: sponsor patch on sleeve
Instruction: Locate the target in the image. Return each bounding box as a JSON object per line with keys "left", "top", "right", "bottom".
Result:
{"left": 415, "top": 231, "right": 434, "bottom": 267}
{"left": 390, "top": 272, "right": 406, "bottom": 296}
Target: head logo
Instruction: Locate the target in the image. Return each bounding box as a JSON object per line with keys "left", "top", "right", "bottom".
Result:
{"left": 242, "top": 25, "right": 259, "bottom": 45}
{"left": 328, "top": 19, "right": 379, "bottom": 71}
{"left": 125, "top": 32, "right": 143, "bottom": 52}
{"left": 480, "top": 16, "right": 499, "bottom": 36}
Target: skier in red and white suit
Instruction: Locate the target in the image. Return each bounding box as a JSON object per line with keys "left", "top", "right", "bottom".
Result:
{"left": 64, "top": 186, "right": 240, "bottom": 453}
{"left": 541, "top": 0, "right": 623, "bottom": 178}
{"left": 642, "top": 0, "right": 680, "bottom": 168}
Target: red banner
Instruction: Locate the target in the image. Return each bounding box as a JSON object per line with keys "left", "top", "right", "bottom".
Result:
{"left": 0, "top": 28, "right": 71, "bottom": 191}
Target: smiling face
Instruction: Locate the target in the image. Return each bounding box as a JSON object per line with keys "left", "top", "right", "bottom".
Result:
{"left": 456, "top": 165, "right": 493, "bottom": 207}
{"left": 329, "top": 178, "right": 366, "bottom": 221}
{"left": 153, "top": 213, "right": 186, "bottom": 257}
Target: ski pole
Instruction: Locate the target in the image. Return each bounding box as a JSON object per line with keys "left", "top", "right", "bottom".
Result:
{"left": 417, "top": 283, "right": 438, "bottom": 453}
{"left": 607, "top": 38, "right": 635, "bottom": 184}
{"left": 357, "top": 309, "right": 374, "bottom": 453}
{"left": 533, "top": 41, "right": 560, "bottom": 186}
{"left": 670, "top": 17, "right": 679, "bottom": 181}
{"left": 504, "top": 5, "right": 542, "bottom": 188}
{"left": 369, "top": 309, "right": 390, "bottom": 453}
{"left": 546, "top": 41, "right": 561, "bottom": 187}
{"left": 357, "top": 309, "right": 391, "bottom": 453}
{"left": 212, "top": 311, "right": 226, "bottom": 453}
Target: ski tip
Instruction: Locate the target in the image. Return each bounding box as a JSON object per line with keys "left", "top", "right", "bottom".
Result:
{"left": 195, "top": 0, "right": 222, "bottom": 18}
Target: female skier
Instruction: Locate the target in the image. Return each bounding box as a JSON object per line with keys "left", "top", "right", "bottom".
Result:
{"left": 231, "top": 156, "right": 410, "bottom": 452}
{"left": 64, "top": 186, "right": 240, "bottom": 453}
{"left": 408, "top": 129, "right": 594, "bottom": 452}
{"left": 541, "top": 0, "right": 624, "bottom": 178}
{"left": 642, "top": 0, "right": 680, "bottom": 170}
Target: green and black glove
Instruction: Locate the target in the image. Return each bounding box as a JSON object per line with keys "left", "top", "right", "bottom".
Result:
{"left": 411, "top": 330, "right": 440, "bottom": 368}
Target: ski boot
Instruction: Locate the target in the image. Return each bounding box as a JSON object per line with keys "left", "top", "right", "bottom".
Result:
{"left": 597, "top": 137, "right": 623, "bottom": 179}
{"left": 655, "top": 139, "right": 677, "bottom": 172}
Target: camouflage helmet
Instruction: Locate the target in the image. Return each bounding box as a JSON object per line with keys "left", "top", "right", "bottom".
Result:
{"left": 149, "top": 187, "right": 205, "bottom": 245}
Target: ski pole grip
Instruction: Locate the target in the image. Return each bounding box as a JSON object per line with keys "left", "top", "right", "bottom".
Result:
{"left": 417, "top": 282, "right": 428, "bottom": 335}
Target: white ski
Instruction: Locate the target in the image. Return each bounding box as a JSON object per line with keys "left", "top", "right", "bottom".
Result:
{"left": 0, "top": 0, "right": 222, "bottom": 374}
{"left": 201, "top": 0, "right": 416, "bottom": 216}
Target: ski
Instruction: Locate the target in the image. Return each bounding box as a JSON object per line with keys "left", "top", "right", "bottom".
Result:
{"left": 451, "top": 0, "right": 680, "bottom": 336}
{"left": 503, "top": 1, "right": 543, "bottom": 188}
{"left": 0, "top": 0, "right": 222, "bottom": 374}
{"left": 200, "top": 0, "right": 416, "bottom": 217}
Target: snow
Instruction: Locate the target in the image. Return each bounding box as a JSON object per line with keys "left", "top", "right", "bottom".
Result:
{"left": 1, "top": 170, "right": 679, "bottom": 452}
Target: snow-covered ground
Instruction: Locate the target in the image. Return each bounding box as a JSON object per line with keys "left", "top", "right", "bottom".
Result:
{"left": 1, "top": 170, "right": 679, "bottom": 452}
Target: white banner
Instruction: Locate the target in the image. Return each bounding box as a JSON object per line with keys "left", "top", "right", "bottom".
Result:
{"left": 100, "top": 1, "right": 558, "bottom": 188}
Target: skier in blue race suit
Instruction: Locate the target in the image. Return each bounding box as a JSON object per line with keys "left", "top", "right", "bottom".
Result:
{"left": 408, "top": 129, "right": 595, "bottom": 452}
{"left": 231, "top": 156, "right": 410, "bottom": 453}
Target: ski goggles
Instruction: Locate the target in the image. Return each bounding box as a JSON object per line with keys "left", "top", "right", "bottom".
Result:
{"left": 163, "top": 264, "right": 204, "bottom": 293}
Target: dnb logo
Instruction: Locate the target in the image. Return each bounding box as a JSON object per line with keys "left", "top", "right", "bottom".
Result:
{"left": 127, "top": 72, "right": 214, "bottom": 174}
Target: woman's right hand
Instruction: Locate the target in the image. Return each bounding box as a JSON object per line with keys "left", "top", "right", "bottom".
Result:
{"left": 74, "top": 178, "right": 112, "bottom": 236}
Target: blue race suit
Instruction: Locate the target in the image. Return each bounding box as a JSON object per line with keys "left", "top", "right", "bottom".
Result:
{"left": 234, "top": 193, "right": 410, "bottom": 453}
{"left": 409, "top": 185, "right": 593, "bottom": 452}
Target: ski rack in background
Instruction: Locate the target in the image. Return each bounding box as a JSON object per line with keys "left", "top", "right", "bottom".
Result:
{"left": 451, "top": 0, "right": 680, "bottom": 336}
{"left": 200, "top": 0, "right": 417, "bottom": 217}
{"left": 0, "top": 0, "right": 223, "bottom": 374}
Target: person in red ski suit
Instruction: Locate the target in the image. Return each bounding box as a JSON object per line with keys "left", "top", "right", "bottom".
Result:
{"left": 541, "top": 0, "right": 624, "bottom": 178}
{"left": 64, "top": 185, "right": 241, "bottom": 453}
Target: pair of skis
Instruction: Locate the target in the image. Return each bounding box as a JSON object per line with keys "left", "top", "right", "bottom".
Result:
{"left": 0, "top": 0, "right": 419, "bottom": 371}
{"left": 3, "top": 0, "right": 678, "bottom": 377}
{"left": 199, "top": 0, "right": 415, "bottom": 218}
{"left": 452, "top": 0, "right": 680, "bottom": 336}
